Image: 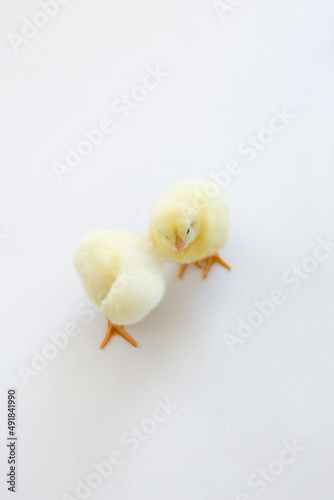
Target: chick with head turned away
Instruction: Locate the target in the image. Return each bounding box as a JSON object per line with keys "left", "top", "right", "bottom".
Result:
{"left": 73, "top": 230, "right": 165, "bottom": 349}
{"left": 149, "top": 179, "right": 230, "bottom": 279}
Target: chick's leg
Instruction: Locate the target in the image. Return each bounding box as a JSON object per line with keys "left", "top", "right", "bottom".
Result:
{"left": 100, "top": 320, "right": 138, "bottom": 349}
{"left": 177, "top": 264, "right": 186, "bottom": 279}
{"left": 177, "top": 261, "right": 202, "bottom": 279}
{"left": 202, "top": 253, "right": 231, "bottom": 279}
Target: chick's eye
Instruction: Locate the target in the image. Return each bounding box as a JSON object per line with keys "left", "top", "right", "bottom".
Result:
{"left": 186, "top": 228, "right": 190, "bottom": 235}
{"left": 165, "top": 235, "right": 169, "bottom": 240}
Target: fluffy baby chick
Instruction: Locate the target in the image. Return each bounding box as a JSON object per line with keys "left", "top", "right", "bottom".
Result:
{"left": 149, "top": 179, "right": 230, "bottom": 279}
{"left": 73, "top": 230, "right": 165, "bottom": 349}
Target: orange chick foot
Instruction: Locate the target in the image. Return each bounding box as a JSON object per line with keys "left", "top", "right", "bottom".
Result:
{"left": 100, "top": 320, "right": 138, "bottom": 349}
{"left": 202, "top": 253, "right": 231, "bottom": 279}
{"left": 177, "top": 261, "right": 203, "bottom": 279}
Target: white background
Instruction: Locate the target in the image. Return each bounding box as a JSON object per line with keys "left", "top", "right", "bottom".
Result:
{"left": 1, "top": 1, "right": 334, "bottom": 499}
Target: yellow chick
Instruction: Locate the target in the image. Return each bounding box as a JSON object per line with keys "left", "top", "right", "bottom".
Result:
{"left": 149, "top": 179, "right": 230, "bottom": 279}
{"left": 73, "top": 229, "right": 165, "bottom": 348}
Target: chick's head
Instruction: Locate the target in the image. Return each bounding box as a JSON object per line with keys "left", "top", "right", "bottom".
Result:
{"left": 150, "top": 202, "right": 200, "bottom": 256}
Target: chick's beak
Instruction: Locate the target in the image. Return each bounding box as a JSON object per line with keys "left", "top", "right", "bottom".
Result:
{"left": 175, "top": 237, "right": 185, "bottom": 254}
